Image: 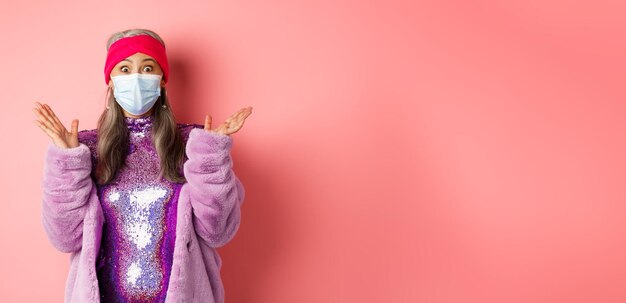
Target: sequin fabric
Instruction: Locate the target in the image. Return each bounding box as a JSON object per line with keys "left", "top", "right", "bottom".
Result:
{"left": 78, "top": 115, "right": 201, "bottom": 303}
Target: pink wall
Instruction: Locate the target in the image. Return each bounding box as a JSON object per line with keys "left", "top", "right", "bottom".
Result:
{"left": 1, "top": 0, "right": 625, "bottom": 302}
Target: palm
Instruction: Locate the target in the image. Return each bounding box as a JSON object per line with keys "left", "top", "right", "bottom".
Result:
{"left": 204, "top": 106, "right": 253, "bottom": 136}
{"left": 32, "top": 102, "right": 80, "bottom": 149}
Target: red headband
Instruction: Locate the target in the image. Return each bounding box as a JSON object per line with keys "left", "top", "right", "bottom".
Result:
{"left": 104, "top": 35, "right": 169, "bottom": 85}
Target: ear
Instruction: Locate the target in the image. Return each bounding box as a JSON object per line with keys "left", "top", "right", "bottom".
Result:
{"left": 161, "top": 79, "right": 166, "bottom": 88}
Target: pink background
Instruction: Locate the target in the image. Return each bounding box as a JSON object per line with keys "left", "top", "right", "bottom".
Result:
{"left": 1, "top": 0, "right": 625, "bottom": 302}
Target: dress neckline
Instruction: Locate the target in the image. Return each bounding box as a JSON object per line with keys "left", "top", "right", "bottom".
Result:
{"left": 124, "top": 114, "right": 154, "bottom": 133}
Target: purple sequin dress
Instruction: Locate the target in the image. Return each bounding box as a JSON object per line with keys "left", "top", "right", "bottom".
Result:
{"left": 78, "top": 115, "right": 200, "bottom": 303}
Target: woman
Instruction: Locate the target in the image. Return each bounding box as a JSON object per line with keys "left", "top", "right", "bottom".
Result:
{"left": 32, "top": 28, "right": 252, "bottom": 303}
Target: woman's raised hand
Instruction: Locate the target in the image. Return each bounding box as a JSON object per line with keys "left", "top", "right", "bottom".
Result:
{"left": 33, "top": 102, "right": 80, "bottom": 149}
{"left": 204, "top": 106, "right": 253, "bottom": 136}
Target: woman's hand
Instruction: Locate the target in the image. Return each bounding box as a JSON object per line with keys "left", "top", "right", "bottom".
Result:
{"left": 32, "top": 101, "right": 80, "bottom": 149}
{"left": 204, "top": 106, "right": 253, "bottom": 136}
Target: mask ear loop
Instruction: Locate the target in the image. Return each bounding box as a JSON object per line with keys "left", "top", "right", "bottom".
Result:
{"left": 106, "top": 84, "right": 113, "bottom": 109}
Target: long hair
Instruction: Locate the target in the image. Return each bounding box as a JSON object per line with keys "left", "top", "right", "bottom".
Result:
{"left": 95, "top": 28, "right": 186, "bottom": 185}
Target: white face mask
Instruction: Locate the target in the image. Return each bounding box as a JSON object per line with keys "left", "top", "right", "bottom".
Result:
{"left": 111, "top": 73, "right": 163, "bottom": 115}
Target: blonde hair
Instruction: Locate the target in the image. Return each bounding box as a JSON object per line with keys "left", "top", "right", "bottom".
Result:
{"left": 95, "top": 28, "right": 186, "bottom": 185}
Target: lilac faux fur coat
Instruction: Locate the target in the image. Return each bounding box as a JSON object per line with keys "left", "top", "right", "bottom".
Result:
{"left": 41, "top": 126, "right": 245, "bottom": 303}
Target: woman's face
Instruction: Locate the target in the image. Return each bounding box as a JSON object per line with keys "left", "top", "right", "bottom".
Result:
{"left": 109, "top": 52, "right": 165, "bottom": 118}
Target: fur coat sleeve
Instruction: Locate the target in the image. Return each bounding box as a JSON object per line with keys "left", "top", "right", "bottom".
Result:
{"left": 183, "top": 128, "right": 246, "bottom": 248}
{"left": 41, "top": 142, "right": 95, "bottom": 253}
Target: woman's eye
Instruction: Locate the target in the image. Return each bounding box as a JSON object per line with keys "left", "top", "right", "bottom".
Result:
{"left": 121, "top": 67, "right": 129, "bottom": 72}
{"left": 143, "top": 66, "right": 153, "bottom": 72}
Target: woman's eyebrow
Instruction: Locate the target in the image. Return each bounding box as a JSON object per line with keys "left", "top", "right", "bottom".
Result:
{"left": 121, "top": 58, "right": 157, "bottom": 63}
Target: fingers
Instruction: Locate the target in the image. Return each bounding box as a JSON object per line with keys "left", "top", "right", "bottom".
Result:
{"left": 241, "top": 106, "right": 252, "bottom": 120}
{"left": 71, "top": 119, "right": 79, "bottom": 135}
{"left": 33, "top": 102, "right": 60, "bottom": 135}
{"left": 232, "top": 106, "right": 253, "bottom": 124}
{"left": 204, "top": 114, "right": 212, "bottom": 131}
{"left": 225, "top": 107, "right": 252, "bottom": 133}
{"left": 224, "top": 107, "right": 253, "bottom": 134}
{"left": 34, "top": 102, "right": 67, "bottom": 134}
{"left": 44, "top": 103, "right": 66, "bottom": 134}
{"left": 227, "top": 107, "right": 252, "bottom": 123}
{"left": 33, "top": 119, "right": 60, "bottom": 140}
{"left": 238, "top": 106, "right": 253, "bottom": 117}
